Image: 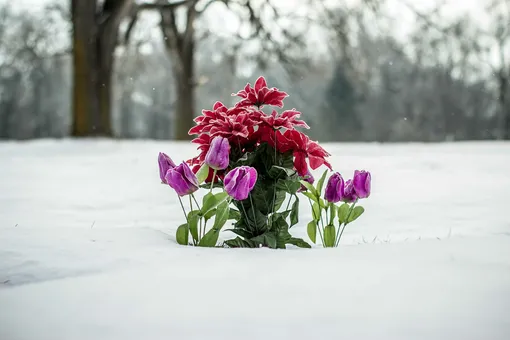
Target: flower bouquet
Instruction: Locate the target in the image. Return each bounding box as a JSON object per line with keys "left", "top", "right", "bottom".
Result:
{"left": 159, "top": 77, "right": 371, "bottom": 248}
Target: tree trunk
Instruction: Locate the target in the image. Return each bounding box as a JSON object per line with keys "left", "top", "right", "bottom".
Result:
{"left": 174, "top": 69, "right": 195, "bottom": 140}
{"left": 71, "top": 0, "right": 131, "bottom": 137}
{"left": 158, "top": 2, "right": 198, "bottom": 141}
{"left": 498, "top": 70, "right": 509, "bottom": 139}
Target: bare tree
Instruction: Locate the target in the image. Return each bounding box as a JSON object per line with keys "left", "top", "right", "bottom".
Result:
{"left": 71, "top": 0, "right": 135, "bottom": 137}
{"left": 125, "top": 0, "right": 340, "bottom": 140}
{"left": 0, "top": 4, "right": 69, "bottom": 139}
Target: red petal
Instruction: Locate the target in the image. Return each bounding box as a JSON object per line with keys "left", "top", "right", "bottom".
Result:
{"left": 294, "top": 152, "right": 308, "bottom": 176}
{"left": 254, "top": 76, "right": 267, "bottom": 92}
{"left": 213, "top": 101, "right": 226, "bottom": 110}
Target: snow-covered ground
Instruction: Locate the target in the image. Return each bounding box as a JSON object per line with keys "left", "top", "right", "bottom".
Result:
{"left": 1, "top": 140, "right": 509, "bottom": 339}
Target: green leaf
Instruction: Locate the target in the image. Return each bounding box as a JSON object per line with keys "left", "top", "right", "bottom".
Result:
{"left": 271, "top": 215, "right": 291, "bottom": 249}
{"left": 235, "top": 150, "right": 258, "bottom": 167}
{"left": 347, "top": 206, "right": 365, "bottom": 223}
{"left": 196, "top": 164, "right": 210, "bottom": 184}
{"left": 198, "top": 228, "right": 220, "bottom": 247}
{"left": 287, "top": 237, "right": 312, "bottom": 248}
{"left": 269, "top": 165, "right": 297, "bottom": 179}
{"left": 324, "top": 225, "right": 336, "bottom": 247}
{"left": 176, "top": 224, "right": 189, "bottom": 245}
{"left": 201, "top": 192, "right": 228, "bottom": 216}
{"left": 204, "top": 208, "right": 216, "bottom": 221}
{"left": 307, "top": 220, "right": 317, "bottom": 243}
{"left": 224, "top": 237, "right": 257, "bottom": 248}
{"left": 212, "top": 201, "right": 230, "bottom": 231}
{"left": 250, "top": 182, "right": 273, "bottom": 215}
{"left": 245, "top": 207, "right": 268, "bottom": 233}
{"left": 276, "top": 179, "right": 302, "bottom": 195}
{"left": 300, "top": 190, "right": 318, "bottom": 203}
{"left": 228, "top": 208, "right": 241, "bottom": 221}
{"left": 270, "top": 210, "right": 291, "bottom": 224}
{"left": 300, "top": 180, "right": 318, "bottom": 197}
{"left": 290, "top": 196, "right": 299, "bottom": 227}
{"left": 316, "top": 170, "right": 328, "bottom": 197}
{"left": 312, "top": 202, "right": 321, "bottom": 221}
{"left": 187, "top": 211, "right": 200, "bottom": 243}
{"left": 273, "top": 191, "right": 286, "bottom": 212}
{"left": 226, "top": 228, "right": 253, "bottom": 239}
{"left": 199, "top": 181, "right": 223, "bottom": 190}
{"left": 251, "top": 233, "right": 277, "bottom": 249}
{"left": 319, "top": 198, "right": 327, "bottom": 209}
{"left": 338, "top": 203, "right": 350, "bottom": 224}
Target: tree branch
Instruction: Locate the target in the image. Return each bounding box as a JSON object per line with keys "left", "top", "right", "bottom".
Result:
{"left": 137, "top": 0, "right": 191, "bottom": 11}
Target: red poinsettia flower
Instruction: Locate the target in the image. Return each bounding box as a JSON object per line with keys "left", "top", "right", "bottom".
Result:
{"left": 209, "top": 111, "right": 257, "bottom": 140}
{"left": 190, "top": 133, "right": 211, "bottom": 162}
{"left": 188, "top": 101, "right": 229, "bottom": 136}
{"left": 275, "top": 129, "right": 332, "bottom": 176}
{"left": 232, "top": 76, "right": 288, "bottom": 108}
{"left": 259, "top": 109, "right": 310, "bottom": 130}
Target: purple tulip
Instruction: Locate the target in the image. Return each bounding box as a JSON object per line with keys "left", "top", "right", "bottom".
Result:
{"left": 342, "top": 179, "right": 358, "bottom": 203}
{"left": 205, "top": 136, "right": 230, "bottom": 170}
{"left": 353, "top": 170, "right": 371, "bottom": 199}
{"left": 165, "top": 162, "right": 199, "bottom": 196}
{"left": 224, "top": 166, "right": 257, "bottom": 201}
{"left": 325, "top": 173, "right": 358, "bottom": 203}
{"left": 324, "top": 172, "right": 344, "bottom": 203}
{"left": 158, "top": 152, "right": 176, "bottom": 184}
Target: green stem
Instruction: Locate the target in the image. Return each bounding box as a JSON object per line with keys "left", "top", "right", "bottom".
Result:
{"left": 240, "top": 202, "right": 252, "bottom": 229}
{"left": 191, "top": 194, "right": 201, "bottom": 211}
{"left": 335, "top": 200, "right": 358, "bottom": 247}
{"left": 249, "top": 194, "right": 258, "bottom": 232}
{"left": 209, "top": 169, "right": 217, "bottom": 192}
{"left": 271, "top": 129, "right": 278, "bottom": 217}
{"left": 308, "top": 198, "right": 325, "bottom": 247}
{"left": 191, "top": 194, "right": 203, "bottom": 240}
{"left": 189, "top": 195, "right": 199, "bottom": 242}
{"left": 329, "top": 202, "right": 335, "bottom": 225}
{"left": 178, "top": 196, "right": 193, "bottom": 246}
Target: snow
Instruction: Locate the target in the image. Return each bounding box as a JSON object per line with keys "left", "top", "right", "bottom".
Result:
{"left": 1, "top": 140, "right": 510, "bottom": 339}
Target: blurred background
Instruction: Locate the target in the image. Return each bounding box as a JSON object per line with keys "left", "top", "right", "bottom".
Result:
{"left": 0, "top": 0, "right": 508, "bottom": 142}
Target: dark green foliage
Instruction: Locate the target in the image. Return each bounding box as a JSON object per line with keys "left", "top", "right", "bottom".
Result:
{"left": 224, "top": 142, "right": 310, "bottom": 249}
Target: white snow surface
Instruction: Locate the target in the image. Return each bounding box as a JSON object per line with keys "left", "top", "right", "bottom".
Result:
{"left": 1, "top": 140, "right": 510, "bottom": 340}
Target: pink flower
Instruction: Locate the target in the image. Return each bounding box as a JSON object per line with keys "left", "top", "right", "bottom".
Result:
{"left": 232, "top": 76, "right": 288, "bottom": 108}
{"left": 209, "top": 111, "right": 256, "bottom": 140}
{"left": 188, "top": 101, "right": 228, "bottom": 136}
{"left": 352, "top": 170, "right": 371, "bottom": 198}
{"left": 224, "top": 166, "right": 258, "bottom": 201}
{"left": 205, "top": 136, "right": 230, "bottom": 170}
{"left": 259, "top": 109, "right": 310, "bottom": 130}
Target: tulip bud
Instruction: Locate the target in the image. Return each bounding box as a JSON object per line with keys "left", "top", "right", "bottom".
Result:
{"left": 158, "top": 152, "right": 176, "bottom": 184}
{"left": 324, "top": 172, "right": 344, "bottom": 203}
{"left": 342, "top": 179, "right": 358, "bottom": 203}
{"left": 205, "top": 136, "right": 230, "bottom": 170}
{"left": 224, "top": 166, "right": 258, "bottom": 201}
{"left": 352, "top": 170, "right": 371, "bottom": 199}
{"left": 165, "top": 162, "right": 199, "bottom": 196}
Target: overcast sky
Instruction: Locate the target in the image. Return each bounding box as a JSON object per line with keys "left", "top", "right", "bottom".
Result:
{"left": 0, "top": 0, "right": 495, "bottom": 63}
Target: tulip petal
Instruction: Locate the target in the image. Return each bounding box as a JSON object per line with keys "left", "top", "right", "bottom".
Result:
{"left": 182, "top": 162, "right": 199, "bottom": 187}
{"left": 246, "top": 167, "right": 258, "bottom": 190}
{"left": 234, "top": 171, "right": 251, "bottom": 200}
{"left": 224, "top": 168, "right": 241, "bottom": 195}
